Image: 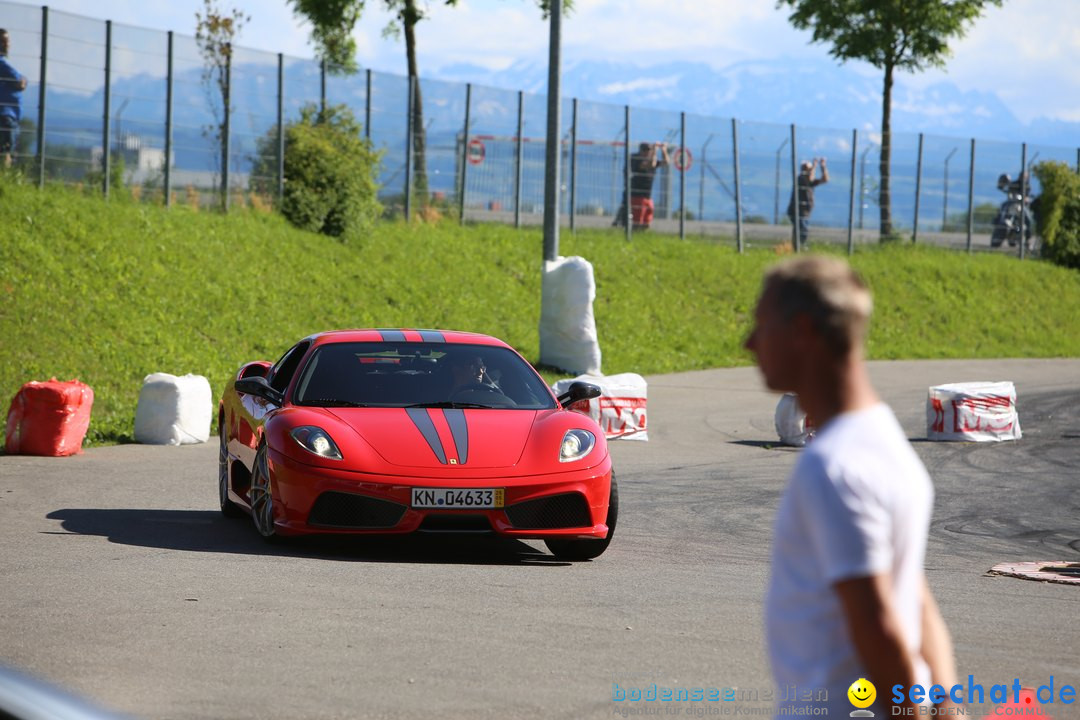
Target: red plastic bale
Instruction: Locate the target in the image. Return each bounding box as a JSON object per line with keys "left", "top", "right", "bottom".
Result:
{"left": 4, "top": 379, "right": 95, "bottom": 456}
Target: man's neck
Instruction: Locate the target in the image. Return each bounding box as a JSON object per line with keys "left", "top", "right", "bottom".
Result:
{"left": 796, "top": 352, "right": 879, "bottom": 428}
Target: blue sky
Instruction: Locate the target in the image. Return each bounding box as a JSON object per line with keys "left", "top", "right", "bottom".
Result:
{"left": 7, "top": 0, "right": 1080, "bottom": 125}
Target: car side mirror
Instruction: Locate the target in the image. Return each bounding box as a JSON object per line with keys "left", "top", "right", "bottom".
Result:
{"left": 557, "top": 381, "right": 602, "bottom": 407}
{"left": 235, "top": 376, "right": 284, "bottom": 406}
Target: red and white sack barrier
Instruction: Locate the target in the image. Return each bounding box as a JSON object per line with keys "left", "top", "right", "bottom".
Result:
{"left": 927, "top": 381, "right": 1021, "bottom": 442}
{"left": 134, "top": 373, "right": 213, "bottom": 445}
{"left": 775, "top": 393, "right": 813, "bottom": 446}
{"left": 552, "top": 373, "right": 647, "bottom": 441}
{"left": 4, "top": 378, "right": 94, "bottom": 456}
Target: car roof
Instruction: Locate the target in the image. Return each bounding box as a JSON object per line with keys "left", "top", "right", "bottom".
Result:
{"left": 305, "top": 329, "right": 513, "bottom": 350}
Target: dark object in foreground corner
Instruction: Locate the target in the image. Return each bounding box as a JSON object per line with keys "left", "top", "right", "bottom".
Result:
{"left": 0, "top": 664, "right": 136, "bottom": 720}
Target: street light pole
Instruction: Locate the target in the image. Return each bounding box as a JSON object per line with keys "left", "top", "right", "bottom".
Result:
{"left": 542, "top": 0, "right": 562, "bottom": 262}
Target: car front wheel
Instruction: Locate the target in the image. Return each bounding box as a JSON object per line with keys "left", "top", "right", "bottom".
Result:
{"left": 544, "top": 475, "right": 618, "bottom": 561}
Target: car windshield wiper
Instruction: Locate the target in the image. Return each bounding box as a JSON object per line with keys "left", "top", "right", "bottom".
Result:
{"left": 308, "top": 399, "right": 370, "bottom": 408}
{"left": 404, "top": 401, "right": 496, "bottom": 409}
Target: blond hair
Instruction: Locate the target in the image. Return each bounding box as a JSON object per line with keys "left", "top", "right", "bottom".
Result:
{"left": 763, "top": 255, "right": 872, "bottom": 355}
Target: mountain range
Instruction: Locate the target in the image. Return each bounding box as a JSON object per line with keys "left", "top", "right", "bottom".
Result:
{"left": 431, "top": 57, "right": 1078, "bottom": 151}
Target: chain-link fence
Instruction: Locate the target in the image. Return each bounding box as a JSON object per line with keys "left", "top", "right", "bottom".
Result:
{"left": 3, "top": 2, "right": 1078, "bottom": 254}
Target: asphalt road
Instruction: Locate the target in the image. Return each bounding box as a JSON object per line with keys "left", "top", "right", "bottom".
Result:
{"left": 1, "top": 359, "right": 1078, "bottom": 720}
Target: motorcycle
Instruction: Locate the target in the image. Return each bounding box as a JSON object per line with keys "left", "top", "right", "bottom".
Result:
{"left": 991, "top": 172, "right": 1035, "bottom": 250}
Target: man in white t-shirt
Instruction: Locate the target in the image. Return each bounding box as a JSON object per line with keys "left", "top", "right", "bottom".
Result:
{"left": 744, "top": 256, "right": 957, "bottom": 717}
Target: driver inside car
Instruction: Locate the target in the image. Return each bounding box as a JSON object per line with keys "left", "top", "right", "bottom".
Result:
{"left": 449, "top": 354, "right": 493, "bottom": 395}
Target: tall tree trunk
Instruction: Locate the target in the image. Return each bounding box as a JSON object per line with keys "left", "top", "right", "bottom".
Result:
{"left": 879, "top": 61, "right": 893, "bottom": 240}
{"left": 403, "top": 0, "right": 428, "bottom": 207}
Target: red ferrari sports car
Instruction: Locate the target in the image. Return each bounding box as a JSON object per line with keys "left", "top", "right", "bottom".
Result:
{"left": 218, "top": 329, "right": 616, "bottom": 560}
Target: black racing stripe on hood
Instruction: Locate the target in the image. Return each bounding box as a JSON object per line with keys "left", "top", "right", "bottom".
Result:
{"left": 443, "top": 409, "right": 468, "bottom": 465}
{"left": 418, "top": 330, "right": 445, "bottom": 343}
{"left": 378, "top": 329, "right": 407, "bottom": 342}
{"left": 405, "top": 408, "right": 446, "bottom": 464}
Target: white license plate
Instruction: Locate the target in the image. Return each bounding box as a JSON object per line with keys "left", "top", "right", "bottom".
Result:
{"left": 411, "top": 488, "right": 505, "bottom": 509}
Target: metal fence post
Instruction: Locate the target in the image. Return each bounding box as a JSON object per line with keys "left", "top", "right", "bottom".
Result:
{"left": 458, "top": 83, "right": 471, "bottom": 225}
{"left": 847, "top": 129, "right": 857, "bottom": 255}
{"left": 514, "top": 90, "right": 524, "bottom": 229}
{"left": 365, "top": 69, "right": 372, "bottom": 140}
{"left": 942, "top": 147, "right": 958, "bottom": 231}
{"left": 699, "top": 135, "right": 710, "bottom": 225}
{"left": 774, "top": 138, "right": 788, "bottom": 225}
{"left": 624, "top": 104, "right": 631, "bottom": 241}
{"left": 732, "top": 118, "right": 743, "bottom": 253}
{"left": 222, "top": 45, "right": 231, "bottom": 211}
{"left": 570, "top": 98, "right": 578, "bottom": 234}
{"left": 912, "top": 132, "right": 924, "bottom": 243}
{"left": 36, "top": 6, "right": 48, "bottom": 188}
{"left": 276, "top": 52, "right": 284, "bottom": 205}
{"left": 790, "top": 123, "right": 798, "bottom": 252}
{"left": 679, "top": 111, "right": 685, "bottom": 240}
{"left": 859, "top": 146, "right": 870, "bottom": 229}
{"left": 1019, "top": 142, "right": 1027, "bottom": 260}
{"left": 165, "top": 31, "right": 174, "bottom": 207}
{"left": 102, "top": 20, "right": 112, "bottom": 198}
{"left": 966, "top": 138, "right": 976, "bottom": 253}
{"left": 405, "top": 75, "right": 414, "bottom": 222}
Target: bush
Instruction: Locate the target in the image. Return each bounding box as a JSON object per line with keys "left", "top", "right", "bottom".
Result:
{"left": 1032, "top": 161, "right": 1080, "bottom": 269}
{"left": 254, "top": 103, "right": 381, "bottom": 240}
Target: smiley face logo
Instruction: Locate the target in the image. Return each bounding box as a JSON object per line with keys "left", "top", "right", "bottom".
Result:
{"left": 848, "top": 678, "right": 876, "bottom": 709}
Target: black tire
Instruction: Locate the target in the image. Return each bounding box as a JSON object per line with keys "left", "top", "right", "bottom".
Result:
{"left": 218, "top": 423, "right": 243, "bottom": 518}
{"left": 990, "top": 227, "right": 1006, "bottom": 248}
{"left": 544, "top": 475, "right": 618, "bottom": 561}
{"left": 249, "top": 443, "right": 279, "bottom": 542}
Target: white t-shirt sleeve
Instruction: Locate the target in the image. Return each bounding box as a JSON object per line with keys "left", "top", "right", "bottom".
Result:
{"left": 794, "top": 454, "right": 893, "bottom": 584}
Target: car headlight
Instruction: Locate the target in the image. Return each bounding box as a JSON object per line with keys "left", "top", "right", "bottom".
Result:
{"left": 290, "top": 426, "right": 343, "bottom": 460}
{"left": 559, "top": 429, "right": 595, "bottom": 463}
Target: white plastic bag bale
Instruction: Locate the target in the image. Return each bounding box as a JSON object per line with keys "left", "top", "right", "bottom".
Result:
{"left": 775, "top": 393, "right": 813, "bottom": 446}
{"left": 134, "top": 373, "right": 213, "bottom": 445}
{"left": 551, "top": 373, "right": 647, "bottom": 441}
{"left": 538, "top": 256, "right": 602, "bottom": 375}
{"left": 927, "top": 381, "right": 1021, "bottom": 442}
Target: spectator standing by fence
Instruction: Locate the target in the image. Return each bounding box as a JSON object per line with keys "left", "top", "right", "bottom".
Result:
{"left": 614, "top": 142, "right": 670, "bottom": 231}
{"left": 0, "top": 29, "right": 27, "bottom": 168}
{"left": 787, "top": 158, "right": 828, "bottom": 248}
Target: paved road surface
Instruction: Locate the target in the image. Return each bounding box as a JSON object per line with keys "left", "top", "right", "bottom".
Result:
{"left": 1, "top": 359, "right": 1078, "bottom": 719}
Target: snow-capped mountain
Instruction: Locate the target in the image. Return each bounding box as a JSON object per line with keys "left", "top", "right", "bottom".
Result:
{"left": 431, "top": 57, "right": 1074, "bottom": 149}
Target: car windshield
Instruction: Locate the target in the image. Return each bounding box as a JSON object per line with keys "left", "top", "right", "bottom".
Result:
{"left": 293, "top": 342, "right": 558, "bottom": 410}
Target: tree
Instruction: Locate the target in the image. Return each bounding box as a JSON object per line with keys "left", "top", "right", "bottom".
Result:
{"left": 252, "top": 104, "right": 382, "bottom": 240}
{"left": 289, "top": 0, "right": 570, "bottom": 213}
{"left": 1031, "top": 161, "right": 1080, "bottom": 269}
{"left": 778, "top": 0, "right": 1000, "bottom": 240}
{"left": 195, "top": 0, "right": 249, "bottom": 204}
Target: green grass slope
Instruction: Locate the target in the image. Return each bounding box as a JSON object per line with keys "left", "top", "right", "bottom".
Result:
{"left": 2, "top": 178, "right": 1079, "bottom": 446}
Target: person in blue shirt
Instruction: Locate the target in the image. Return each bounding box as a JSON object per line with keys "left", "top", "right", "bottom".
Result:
{"left": 0, "top": 29, "right": 28, "bottom": 168}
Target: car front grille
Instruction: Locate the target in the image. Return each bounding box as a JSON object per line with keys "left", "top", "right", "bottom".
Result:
{"left": 504, "top": 493, "right": 592, "bottom": 529}
{"left": 307, "top": 492, "right": 406, "bottom": 529}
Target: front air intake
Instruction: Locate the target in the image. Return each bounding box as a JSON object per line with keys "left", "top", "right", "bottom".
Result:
{"left": 504, "top": 493, "right": 592, "bottom": 529}
{"left": 307, "top": 492, "right": 406, "bottom": 529}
